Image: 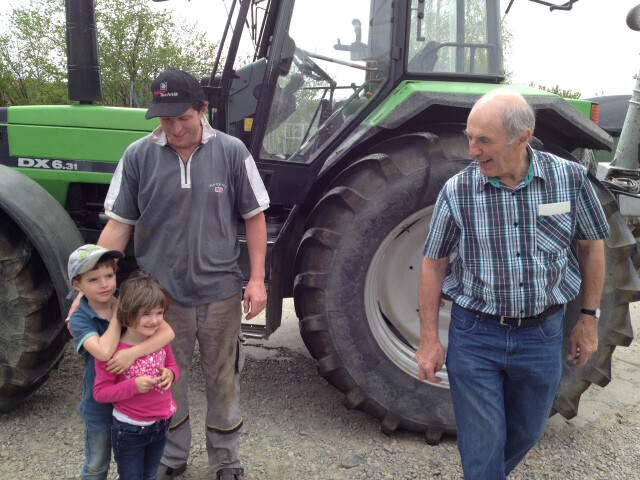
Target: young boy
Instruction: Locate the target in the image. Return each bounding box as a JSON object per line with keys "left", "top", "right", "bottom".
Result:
{"left": 67, "top": 244, "right": 175, "bottom": 480}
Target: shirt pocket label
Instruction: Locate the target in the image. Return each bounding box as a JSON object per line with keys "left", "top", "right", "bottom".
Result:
{"left": 538, "top": 201, "right": 570, "bottom": 216}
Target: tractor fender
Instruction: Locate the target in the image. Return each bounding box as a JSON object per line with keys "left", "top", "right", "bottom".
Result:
{"left": 372, "top": 91, "right": 612, "bottom": 152}
{"left": 0, "top": 165, "right": 83, "bottom": 313}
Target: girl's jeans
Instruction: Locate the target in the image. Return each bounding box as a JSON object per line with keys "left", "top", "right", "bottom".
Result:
{"left": 111, "top": 417, "right": 171, "bottom": 480}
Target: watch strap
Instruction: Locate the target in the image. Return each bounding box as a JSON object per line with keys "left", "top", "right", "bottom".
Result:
{"left": 580, "top": 308, "right": 598, "bottom": 316}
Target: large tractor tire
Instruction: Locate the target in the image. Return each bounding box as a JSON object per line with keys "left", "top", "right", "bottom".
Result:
{"left": 294, "top": 132, "right": 639, "bottom": 444}
{"left": 0, "top": 165, "right": 83, "bottom": 411}
{"left": 553, "top": 176, "right": 640, "bottom": 418}
{"left": 0, "top": 212, "right": 67, "bottom": 411}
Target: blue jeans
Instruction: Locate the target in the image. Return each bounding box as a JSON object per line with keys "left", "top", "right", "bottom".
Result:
{"left": 111, "top": 417, "right": 171, "bottom": 480}
{"left": 81, "top": 418, "right": 112, "bottom": 480}
{"left": 446, "top": 303, "right": 563, "bottom": 479}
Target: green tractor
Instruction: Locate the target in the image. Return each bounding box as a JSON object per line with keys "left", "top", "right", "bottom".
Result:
{"left": 1, "top": 0, "right": 638, "bottom": 444}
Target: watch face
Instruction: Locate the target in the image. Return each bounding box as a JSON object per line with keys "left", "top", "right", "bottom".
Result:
{"left": 595, "top": 308, "right": 601, "bottom": 318}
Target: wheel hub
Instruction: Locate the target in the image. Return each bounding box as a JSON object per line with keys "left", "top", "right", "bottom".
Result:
{"left": 364, "top": 206, "right": 451, "bottom": 387}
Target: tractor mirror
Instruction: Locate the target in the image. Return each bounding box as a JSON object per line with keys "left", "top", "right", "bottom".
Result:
{"left": 627, "top": 4, "right": 640, "bottom": 31}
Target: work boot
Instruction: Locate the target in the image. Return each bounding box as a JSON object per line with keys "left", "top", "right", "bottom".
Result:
{"left": 157, "top": 462, "right": 187, "bottom": 479}
{"left": 216, "top": 467, "right": 245, "bottom": 479}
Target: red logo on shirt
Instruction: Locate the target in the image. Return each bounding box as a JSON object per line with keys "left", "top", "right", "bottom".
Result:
{"left": 215, "top": 187, "right": 223, "bottom": 193}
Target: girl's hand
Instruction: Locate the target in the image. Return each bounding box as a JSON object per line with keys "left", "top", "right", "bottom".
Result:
{"left": 157, "top": 366, "right": 175, "bottom": 390}
{"left": 107, "top": 348, "right": 136, "bottom": 374}
{"left": 134, "top": 376, "right": 160, "bottom": 394}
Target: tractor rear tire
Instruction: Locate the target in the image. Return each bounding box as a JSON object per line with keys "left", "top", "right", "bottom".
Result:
{"left": 552, "top": 176, "right": 639, "bottom": 418}
{"left": 0, "top": 211, "right": 67, "bottom": 411}
{"left": 294, "top": 132, "right": 639, "bottom": 444}
{"left": 294, "top": 132, "right": 469, "bottom": 444}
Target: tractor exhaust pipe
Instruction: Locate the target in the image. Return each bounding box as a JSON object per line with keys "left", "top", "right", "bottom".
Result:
{"left": 65, "top": 0, "right": 103, "bottom": 103}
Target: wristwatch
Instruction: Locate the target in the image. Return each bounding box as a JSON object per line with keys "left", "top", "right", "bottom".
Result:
{"left": 580, "top": 308, "right": 601, "bottom": 318}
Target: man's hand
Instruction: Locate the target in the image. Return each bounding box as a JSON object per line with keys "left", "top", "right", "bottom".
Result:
{"left": 107, "top": 348, "right": 136, "bottom": 374}
{"left": 135, "top": 376, "right": 160, "bottom": 394}
{"left": 568, "top": 313, "right": 599, "bottom": 366}
{"left": 66, "top": 292, "right": 85, "bottom": 337}
{"left": 415, "top": 340, "right": 445, "bottom": 383}
{"left": 243, "top": 279, "right": 267, "bottom": 320}
{"left": 157, "top": 366, "right": 175, "bottom": 390}
{"left": 243, "top": 211, "right": 267, "bottom": 320}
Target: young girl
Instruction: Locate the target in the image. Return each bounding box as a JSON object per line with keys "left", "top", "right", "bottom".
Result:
{"left": 93, "top": 271, "right": 179, "bottom": 480}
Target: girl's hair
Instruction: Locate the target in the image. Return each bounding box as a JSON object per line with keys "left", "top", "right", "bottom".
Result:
{"left": 117, "top": 271, "right": 170, "bottom": 328}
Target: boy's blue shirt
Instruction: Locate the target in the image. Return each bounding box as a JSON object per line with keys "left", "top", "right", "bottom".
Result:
{"left": 70, "top": 291, "right": 119, "bottom": 421}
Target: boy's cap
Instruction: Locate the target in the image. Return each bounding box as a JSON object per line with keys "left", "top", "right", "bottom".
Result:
{"left": 145, "top": 69, "right": 204, "bottom": 119}
{"left": 68, "top": 244, "right": 124, "bottom": 283}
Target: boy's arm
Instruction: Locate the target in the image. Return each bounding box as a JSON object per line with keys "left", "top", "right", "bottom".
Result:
{"left": 93, "top": 357, "right": 139, "bottom": 403}
{"left": 157, "top": 344, "right": 180, "bottom": 390}
{"left": 81, "top": 312, "right": 122, "bottom": 362}
{"left": 164, "top": 344, "right": 179, "bottom": 381}
{"left": 107, "top": 322, "right": 175, "bottom": 374}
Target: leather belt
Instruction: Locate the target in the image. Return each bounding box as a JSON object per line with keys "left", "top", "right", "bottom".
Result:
{"left": 464, "top": 304, "right": 564, "bottom": 327}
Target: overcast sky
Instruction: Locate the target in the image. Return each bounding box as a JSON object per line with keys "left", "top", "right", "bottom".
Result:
{"left": 151, "top": 0, "right": 640, "bottom": 98}
{"left": 3, "top": 0, "right": 639, "bottom": 98}
{"left": 501, "top": 0, "right": 640, "bottom": 97}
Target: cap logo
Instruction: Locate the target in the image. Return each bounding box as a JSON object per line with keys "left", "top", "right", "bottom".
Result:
{"left": 78, "top": 244, "right": 104, "bottom": 261}
{"left": 146, "top": 70, "right": 204, "bottom": 119}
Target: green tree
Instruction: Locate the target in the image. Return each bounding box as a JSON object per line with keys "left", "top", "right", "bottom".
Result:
{"left": 528, "top": 82, "right": 581, "bottom": 99}
{"left": 0, "top": 0, "right": 220, "bottom": 107}
{"left": 95, "top": 0, "right": 218, "bottom": 107}
{"left": 0, "top": 0, "right": 67, "bottom": 106}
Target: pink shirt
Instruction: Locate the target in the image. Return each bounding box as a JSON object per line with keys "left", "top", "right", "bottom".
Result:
{"left": 93, "top": 343, "right": 179, "bottom": 422}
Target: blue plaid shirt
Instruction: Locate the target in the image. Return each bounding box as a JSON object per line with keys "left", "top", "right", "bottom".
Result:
{"left": 422, "top": 147, "right": 610, "bottom": 317}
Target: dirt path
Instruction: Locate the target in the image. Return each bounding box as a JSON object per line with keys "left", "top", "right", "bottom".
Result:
{"left": 0, "top": 300, "right": 638, "bottom": 479}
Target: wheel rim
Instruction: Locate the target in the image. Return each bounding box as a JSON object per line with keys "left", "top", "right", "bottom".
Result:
{"left": 364, "top": 205, "right": 452, "bottom": 387}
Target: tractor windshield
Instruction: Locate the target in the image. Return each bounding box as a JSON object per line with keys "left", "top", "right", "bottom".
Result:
{"left": 407, "top": 0, "right": 502, "bottom": 77}
{"left": 261, "top": 0, "right": 393, "bottom": 163}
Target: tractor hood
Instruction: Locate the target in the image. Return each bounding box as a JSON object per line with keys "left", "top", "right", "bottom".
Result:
{"left": 1, "top": 105, "right": 157, "bottom": 192}
{"left": 6, "top": 105, "right": 157, "bottom": 131}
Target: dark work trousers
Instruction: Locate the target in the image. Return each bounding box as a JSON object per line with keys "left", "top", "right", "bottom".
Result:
{"left": 161, "top": 293, "right": 244, "bottom": 473}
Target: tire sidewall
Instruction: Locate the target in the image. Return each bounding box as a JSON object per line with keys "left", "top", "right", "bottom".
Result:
{"left": 321, "top": 161, "right": 459, "bottom": 428}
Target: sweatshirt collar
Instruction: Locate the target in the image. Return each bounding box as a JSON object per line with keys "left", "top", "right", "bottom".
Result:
{"left": 149, "top": 116, "right": 217, "bottom": 146}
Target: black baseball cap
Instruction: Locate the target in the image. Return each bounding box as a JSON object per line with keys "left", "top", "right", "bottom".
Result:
{"left": 145, "top": 69, "right": 204, "bottom": 119}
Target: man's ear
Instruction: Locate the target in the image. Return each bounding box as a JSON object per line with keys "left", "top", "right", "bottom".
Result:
{"left": 518, "top": 129, "right": 532, "bottom": 148}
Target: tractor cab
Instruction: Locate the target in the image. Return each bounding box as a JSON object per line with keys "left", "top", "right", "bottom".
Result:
{"left": 204, "top": 0, "right": 504, "bottom": 204}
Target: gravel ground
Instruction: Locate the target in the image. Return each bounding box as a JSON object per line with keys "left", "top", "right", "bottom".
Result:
{"left": 1, "top": 300, "right": 639, "bottom": 480}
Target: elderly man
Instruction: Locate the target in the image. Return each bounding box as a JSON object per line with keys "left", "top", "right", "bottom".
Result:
{"left": 416, "top": 89, "right": 609, "bottom": 479}
{"left": 100, "top": 69, "right": 269, "bottom": 480}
